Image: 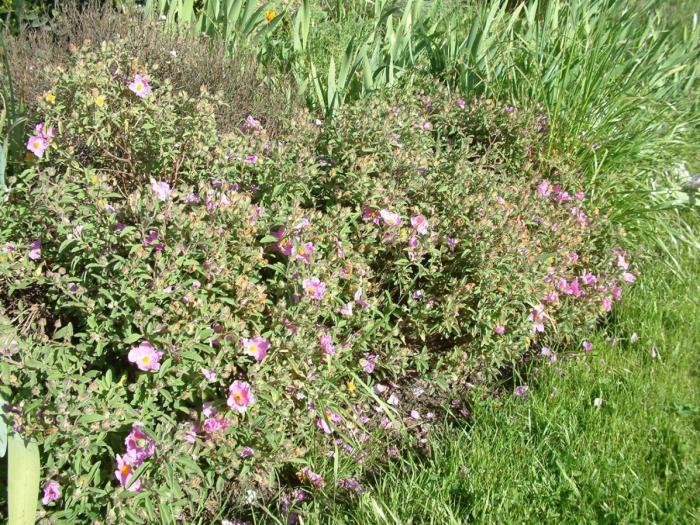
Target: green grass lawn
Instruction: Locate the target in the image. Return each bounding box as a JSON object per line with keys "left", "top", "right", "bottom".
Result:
{"left": 287, "top": 241, "right": 700, "bottom": 524}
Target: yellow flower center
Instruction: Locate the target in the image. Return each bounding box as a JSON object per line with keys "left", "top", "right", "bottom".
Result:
{"left": 248, "top": 344, "right": 258, "bottom": 355}
{"left": 45, "top": 92, "right": 56, "bottom": 103}
{"left": 347, "top": 381, "right": 356, "bottom": 393}
{"left": 95, "top": 95, "right": 105, "bottom": 107}
{"left": 233, "top": 392, "right": 244, "bottom": 404}
{"left": 141, "top": 355, "right": 152, "bottom": 365}
{"left": 265, "top": 10, "right": 276, "bottom": 22}
{"left": 121, "top": 464, "right": 131, "bottom": 476}
{"left": 135, "top": 82, "right": 144, "bottom": 92}
{"left": 32, "top": 139, "right": 43, "bottom": 149}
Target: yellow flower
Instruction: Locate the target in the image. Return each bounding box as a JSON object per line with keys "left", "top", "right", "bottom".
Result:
{"left": 45, "top": 92, "right": 56, "bottom": 104}
{"left": 91, "top": 175, "right": 100, "bottom": 184}
{"left": 346, "top": 380, "right": 356, "bottom": 394}
{"left": 95, "top": 95, "right": 105, "bottom": 108}
{"left": 265, "top": 9, "right": 276, "bottom": 22}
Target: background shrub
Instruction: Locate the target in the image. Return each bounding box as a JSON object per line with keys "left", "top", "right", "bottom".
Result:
{"left": 0, "top": 40, "right": 636, "bottom": 523}
{"left": 2, "top": 1, "right": 291, "bottom": 135}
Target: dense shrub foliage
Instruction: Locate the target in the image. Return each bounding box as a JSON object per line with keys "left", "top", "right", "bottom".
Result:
{"left": 0, "top": 43, "right": 637, "bottom": 523}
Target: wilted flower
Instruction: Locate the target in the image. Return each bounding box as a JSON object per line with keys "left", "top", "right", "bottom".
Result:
{"left": 28, "top": 239, "right": 41, "bottom": 260}
{"left": 514, "top": 385, "right": 528, "bottom": 397}
{"left": 150, "top": 178, "right": 172, "bottom": 201}
{"left": 227, "top": 381, "right": 255, "bottom": 413}
{"left": 241, "top": 337, "right": 270, "bottom": 362}
{"left": 202, "top": 417, "right": 231, "bottom": 435}
{"left": 297, "top": 467, "right": 325, "bottom": 490}
{"left": 128, "top": 74, "right": 151, "bottom": 98}
{"left": 360, "top": 354, "right": 377, "bottom": 374}
{"left": 319, "top": 334, "right": 336, "bottom": 357}
{"left": 128, "top": 342, "right": 164, "bottom": 372}
{"left": 202, "top": 368, "right": 217, "bottom": 381}
{"left": 41, "top": 480, "right": 61, "bottom": 505}
{"left": 410, "top": 215, "right": 429, "bottom": 235}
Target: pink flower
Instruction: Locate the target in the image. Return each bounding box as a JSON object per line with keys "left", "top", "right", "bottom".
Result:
{"left": 601, "top": 296, "right": 613, "bottom": 312}
{"left": 150, "top": 178, "right": 172, "bottom": 201}
{"left": 494, "top": 325, "right": 505, "bottom": 335}
{"left": 28, "top": 239, "right": 41, "bottom": 260}
{"left": 446, "top": 237, "right": 458, "bottom": 251}
{"left": 581, "top": 272, "right": 597, "bottom": 286}
{"left": 362, "top": 207, "right": 381, "bottom": 224}
{"left": 540, "top": 346, "right": 557, "bottom": 364}
{"left": 241, "top": 115, "right": 263, "bottom": 134}
{"left": 455, "top": 98, "right": 466, "bottom": 109}
{"left": 124, "top": 424, "right": 156, "bottom": 463}
{"left": 41, "top": 480, "right": 61, "bottom": 505}
{"left": 319, "top": 334, "right": 336, "bottom": 357}
{"left": 569, "top": 252, "right": 579, "bottom": 263}
{"left": 241, "top": 337, "right": 270, "bottom": 362}
{"left": 410, "top": 215, "right": 429, "bottom": 235}
{"left": 542, "top": 292, "right": 559, "bottom": 303}
{"left": 612, "top": 286, "right": 623, "bottom": 301}
{"left": 240, "top": 446, "right": 255, "bottom": 458}
{"left": 202, "top": 368, "right": 217, "bottom": 381}
{"left": 244, "top": 154, "right": 258, "bottom": 164}
{"left": 3, "top": 242, "right": 15, "bottom": 253}
{"left": 622, "top": 272, "right": 636, "bottom": 283}
{"left": 303, "top": 277, "right": 326, "bottom": 301}
{"left": 582, "top": 341, "right": 593, "bottom": 352}
{"left": 379, "top": 209, "right": 401, "bottom": 227}
{"left": 26, "top": 135, "right": 49, "bottom": 157}
{"left": 537, "top": 180, "right": 551, "bottom": 196}
{"left": 529, "top": 304, "right": 546, "bottom": 333}
{"left": 575, "top": 191, "right": 585, "bottom": 201}
{"left": 387, "top": 394, "right": 399, "bottom": 406}
{"left": 114, "top": 454, "right": 143, "bottom": 492}
{"left": 514, "top": 385, "right": 528, "bottom": 397}
{"left": 128, "top": 74, "right": 151, "bottom": 97}
{"left": 227, "top": 380, "right": 255, "bottom": 413}
{"left": 128, "top": 341, "right": 164, "bottom": 372}
{"left": 293, "top": 242, "right": 315, "bottom": 264}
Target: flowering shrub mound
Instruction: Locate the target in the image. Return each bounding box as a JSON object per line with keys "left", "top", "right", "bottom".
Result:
{"left": 0, "top": 44, "right": 636, "bottom": 523}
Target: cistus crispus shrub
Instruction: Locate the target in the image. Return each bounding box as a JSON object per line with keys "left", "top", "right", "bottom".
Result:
{"left": 0, "top": 43, "right": 636, "bottom": 523}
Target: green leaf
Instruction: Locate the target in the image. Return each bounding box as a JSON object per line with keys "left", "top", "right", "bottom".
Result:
{"left": 8, "top": 434, "right": 40, "bottom": 525}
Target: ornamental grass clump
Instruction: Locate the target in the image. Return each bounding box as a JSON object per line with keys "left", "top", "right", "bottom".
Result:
{"left": 0, "top": 44, "right": 636, "bottom": 523}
